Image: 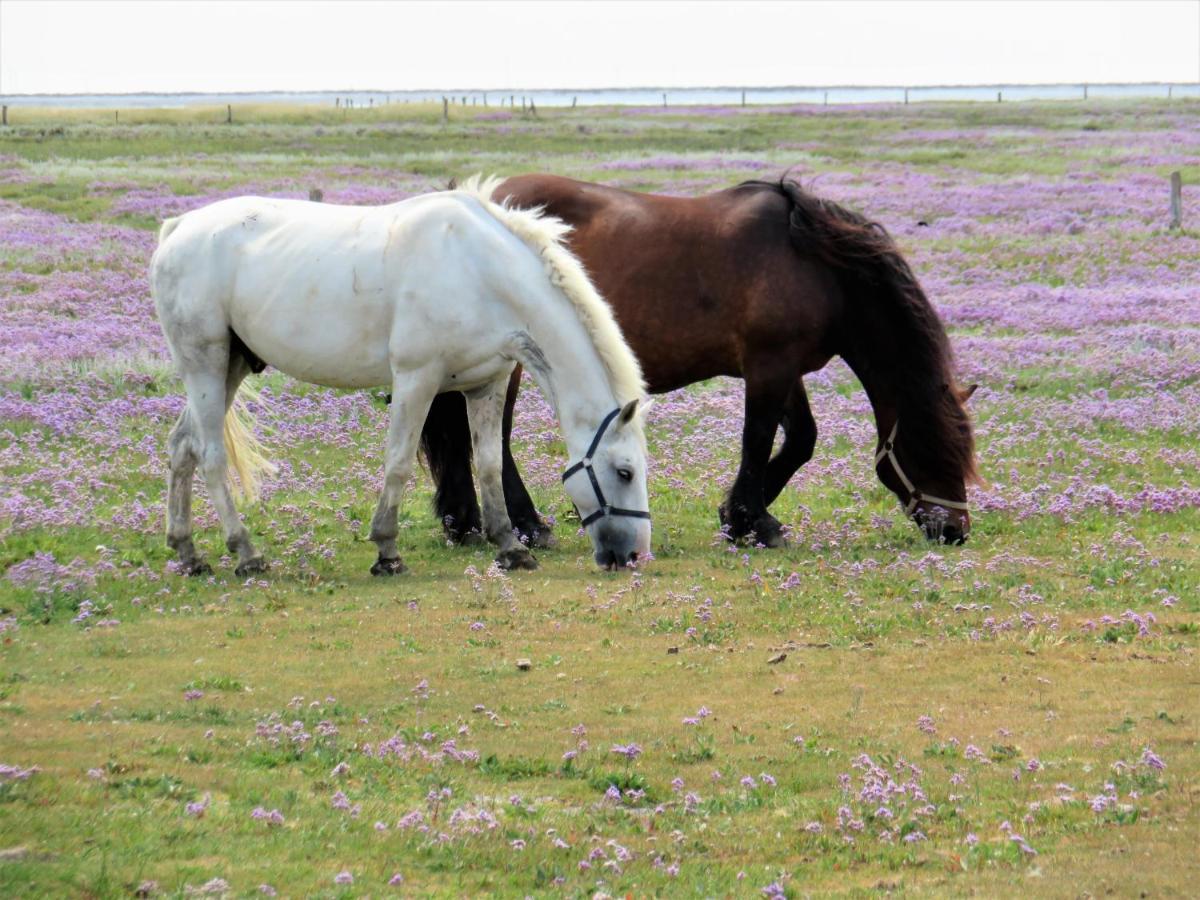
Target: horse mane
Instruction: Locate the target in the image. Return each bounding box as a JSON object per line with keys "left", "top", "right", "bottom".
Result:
{"left": 744, "top": 176, "right": 977, "bottom": 485}
{"left": 457, "top": 175, "right": 646, "bottom": 405}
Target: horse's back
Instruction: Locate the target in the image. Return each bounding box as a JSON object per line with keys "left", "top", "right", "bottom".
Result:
{"left": 493, "top": 175, "right": 824, "bottom": 388}
{"left": 154, "top": 193, "right": 492, "bottom": 300}
{"left": 151, "top": 191, "right": 533, "bottom": 389}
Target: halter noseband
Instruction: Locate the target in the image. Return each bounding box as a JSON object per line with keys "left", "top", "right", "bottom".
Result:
{"left": 875, "top": 420, "right": 969, "bottom": 517}
{"left": 562, "top": 407, "right": 651, "bottom": 527}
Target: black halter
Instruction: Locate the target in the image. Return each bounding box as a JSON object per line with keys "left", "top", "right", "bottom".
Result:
{"left": 561, "top": 408, "right": 652, "bottom": 527}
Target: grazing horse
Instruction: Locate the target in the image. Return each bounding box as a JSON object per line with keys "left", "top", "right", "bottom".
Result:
{"left": 421, "top": 175, "right": 977, "bottom": 547}
{"left": 150, "top": 177, "right": 651, "bottom": 576}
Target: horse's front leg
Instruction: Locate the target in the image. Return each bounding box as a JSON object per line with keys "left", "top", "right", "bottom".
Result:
{"left": 467, "top": 377, "right": 538, "bottom": 571}
{"left": 369, "top": 373, "right": 438, "bottom": 576}
{"left": 500, "top": 365, "right": 556, "bottom": 549}
{"left": 422, "top": 391, "right": 486, "bottom": 545}
{"left": 762, "top": 377, "right": 818, "bottom": 508}
{"left": 719, "top": 366, "right": 792, "bottom": 548}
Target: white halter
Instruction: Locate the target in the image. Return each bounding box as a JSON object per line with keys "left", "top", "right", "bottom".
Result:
{"left": 875, "top": 420, "right": 969, "bottom": 516}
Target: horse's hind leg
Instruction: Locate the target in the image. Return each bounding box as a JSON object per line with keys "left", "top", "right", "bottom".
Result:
{"left": 467, "top": 377, "right": 537, "bottom": 571}
{"left": 166, "top": 407, "right": 208, "bottom": 576}
{"left": 368, "top": 371, "right": 439, "bottom": 575}
{"left": 183, "top": 356, "right": 266, "bottom": 577}
{"left": 762, "top": 377, "right": 818, "bottom": 508}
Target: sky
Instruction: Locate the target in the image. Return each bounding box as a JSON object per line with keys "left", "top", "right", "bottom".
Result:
{"left": 1, "top": 0, "right": 1198, "bottom": 96}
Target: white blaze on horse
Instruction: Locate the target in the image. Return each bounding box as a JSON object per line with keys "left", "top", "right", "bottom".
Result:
{"left": 150, "top": 176, "right": 652, "bottom": 576}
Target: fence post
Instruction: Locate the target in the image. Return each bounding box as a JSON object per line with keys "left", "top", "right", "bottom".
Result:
{"left": 115, "top": 110, "right": 119, "bottom": 124}
{"left": 904, "top": 88, "right": 909, "bottom": 105}
{"left": 823, "top": 91, "right": 828, "bottom": 106}
{"left": 309, "top": 188, "right": 323, "bottom": 202}
{"left": 1, "top": 105, "right": 6, "bottom": 126}
{"left": 1083, "top": 83, "right": 1088, "bottom": 100}
{"left": 226, "top": 104, "right": 232, "bottom": 124}
{"left": 997, "top": 91, "right": 1002, "bottom": 103}
{"left": 1169, "top": 171, "right": 1182, "bottom": 230}
{"left": 442, "top": 97, "right": 448, "bottom": 121}
{"left": 741, "top": 90, "right": 746, "bottom": 106}
{"left": 572, "top": 96, "right": 577, "bottom": 108}
{"left": 1168, "top": 85, "right": 1173, "bottom": 100}
{"left": 530, "top": 99, "right": 537, "bottom": 117}
{"left": 662, "top": 92, "right": 667, "bottom": 108}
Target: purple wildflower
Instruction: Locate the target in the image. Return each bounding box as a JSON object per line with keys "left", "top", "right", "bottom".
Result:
{"left": 1140, "top": 747, "right": 1166, "bottom": 771}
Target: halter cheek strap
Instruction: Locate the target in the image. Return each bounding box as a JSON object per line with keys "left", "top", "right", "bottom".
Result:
{"left": 875, "top": 421, "right": 969, "bottom": 516}
{"left": 562, "top": 407, "right": 652, "bottom": 527}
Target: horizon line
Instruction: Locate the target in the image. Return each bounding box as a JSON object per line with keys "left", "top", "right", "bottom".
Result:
{"left": 2, "top": 79, "right": 1197, "bottom": 101}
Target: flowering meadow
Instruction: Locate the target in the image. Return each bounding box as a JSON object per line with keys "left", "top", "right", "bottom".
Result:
{"left": 0, "top": 100, "right": 1197, "bottom": 896}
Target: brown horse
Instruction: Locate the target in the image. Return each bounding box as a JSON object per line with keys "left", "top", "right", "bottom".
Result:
{"left": 421, "top": 174, "right": 977, "bottom": 548}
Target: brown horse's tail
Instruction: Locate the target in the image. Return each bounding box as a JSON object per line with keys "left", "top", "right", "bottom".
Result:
{"left": 762, "top": 177, "right": 977, "bottom": 484}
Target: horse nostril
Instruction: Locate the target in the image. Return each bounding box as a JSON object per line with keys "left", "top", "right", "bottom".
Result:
{"left": 937, "top": 524, "right": 966, "bottom": 545}
{"left": 628, "top": 551, "right": 639, "bottom": 565}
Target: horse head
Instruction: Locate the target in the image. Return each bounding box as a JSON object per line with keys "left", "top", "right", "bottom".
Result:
{"left": 562, "top": 399, "right": 652, "bottom": 570}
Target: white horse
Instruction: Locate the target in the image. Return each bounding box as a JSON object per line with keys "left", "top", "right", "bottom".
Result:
{"left": 150, "top": 177, "right": 651, "bottom": 576}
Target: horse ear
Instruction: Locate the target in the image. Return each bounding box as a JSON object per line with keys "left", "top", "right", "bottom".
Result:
{"left": 960, "top": 383, "right": 979, "bottom": 403}
{"left": 639, "top": 398, "right": 655, "bottom": 419}
{"left": 618, "top": 398, "right": 640, "bottom": 426}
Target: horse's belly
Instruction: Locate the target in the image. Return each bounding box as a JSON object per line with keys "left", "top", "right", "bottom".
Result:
{"left": 439, "top": 356, "right": 515, "bottom": 393}
{"left": 245, "top": 332, "right": 393, "bottom": 388}
{"left": 229, "top": 278, "right": 397, "bottom": 388}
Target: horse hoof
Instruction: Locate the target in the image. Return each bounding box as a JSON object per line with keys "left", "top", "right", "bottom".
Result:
{"left": 185, "top": 560, "right": 213, "bottom": 578}
{"left": 753, "top": 517, "right": 787, "bottom": 549}
{"left": 235, "top": 557, "right": 269, "bottom": 578}
{"left": 496, "top": 548, "right": 538, "bottom": 571}
{"left": 758, "top": 529, "right": 788, "bottom": 549}
{"left": 529, "top": 529, "right": 557, "bottom": 550}
{"left": 370, "top": 556, "right": 407, "bottom": 576}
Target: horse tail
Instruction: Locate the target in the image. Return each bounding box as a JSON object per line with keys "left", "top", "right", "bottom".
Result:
{"left": 158, "top": 216, "right": 183, "bottom": 245}
{"left": 222, "top": 385, "right": 276, "bottom": 502}
{"left": 764, "top": 177, "right": 977, "bottom": 483}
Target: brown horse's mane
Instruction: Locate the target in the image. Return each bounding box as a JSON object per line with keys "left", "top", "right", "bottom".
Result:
{"left": 742, "top": 177, "right": 978, "bottom": 485}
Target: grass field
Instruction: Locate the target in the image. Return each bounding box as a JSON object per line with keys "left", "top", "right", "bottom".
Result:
{"left": 1, "top": 98, "right": 1198, "bottom": 897}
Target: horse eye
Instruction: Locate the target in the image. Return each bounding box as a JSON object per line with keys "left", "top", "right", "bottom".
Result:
{"left": 616, "top": 468, "right": 633, "bottom": 483}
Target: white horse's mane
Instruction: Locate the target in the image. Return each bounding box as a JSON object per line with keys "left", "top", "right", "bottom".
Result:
{"left": 458, "top": 175, "right": 645, "bottom": 405}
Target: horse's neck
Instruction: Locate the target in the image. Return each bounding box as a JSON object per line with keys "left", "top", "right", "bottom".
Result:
{"left": 838, "top": 329, "right": 902, "bottom": 441}
{"left": 512, "top": 300, "right": 622, "bottom": 459}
